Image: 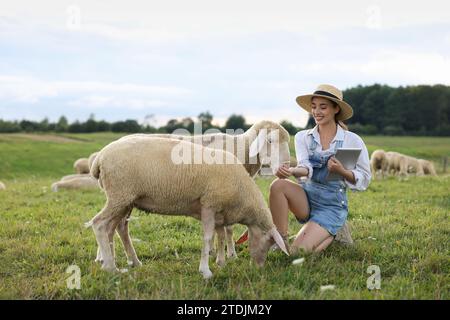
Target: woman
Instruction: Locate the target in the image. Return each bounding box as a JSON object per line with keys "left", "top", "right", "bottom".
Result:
{"left": 270, "top": 84, "right": 371, "bottom": 253}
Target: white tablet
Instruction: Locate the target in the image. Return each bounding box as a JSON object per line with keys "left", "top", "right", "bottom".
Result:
{"left": 326, "top": 148, "right": 362, "bottom": 181}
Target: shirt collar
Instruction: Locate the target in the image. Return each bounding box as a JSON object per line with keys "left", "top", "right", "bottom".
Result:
{"left": 307, "top": 124, "right": 345, "bottom": 145}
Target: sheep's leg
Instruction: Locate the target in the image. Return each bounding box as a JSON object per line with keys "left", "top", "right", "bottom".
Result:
{"left": 199, "top": 207, "right": 215, "bottom": 279}
{"left": 91, "top": 203, "right": 126, "bottom": 272}
{"left": 116, "top": 209, "right": 142, "bottom": 268}
{"left": 225, "top": 226, "right": 237, "bottom": 259}
{"left": 95, "top": 247, "right": 103, "bottom": 263}
{"left": 209, "top": 233, "right": 216, "bottom": 257}
{"left": 214, "top": 226, "right": 226, "bottom": 267}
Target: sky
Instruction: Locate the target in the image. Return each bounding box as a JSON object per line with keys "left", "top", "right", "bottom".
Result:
{"left": 0, "top": 0, "right": 449, "bottom": 127}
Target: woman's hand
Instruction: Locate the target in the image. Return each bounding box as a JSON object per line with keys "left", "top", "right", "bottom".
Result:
{"left": 275, "top": 164, "right": 292, "bottom": 179}
{"left": 327, "top": 156, "right": 345, "bottom": 175}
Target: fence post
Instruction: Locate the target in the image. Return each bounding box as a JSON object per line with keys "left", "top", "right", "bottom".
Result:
{"left": 443, "top": 157, "right": 448, "bottom": 173}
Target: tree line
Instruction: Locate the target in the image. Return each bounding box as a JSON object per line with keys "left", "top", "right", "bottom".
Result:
{"left": 0, "top": 112, "right": 301, "bottom": 136}
{"left": 341, "top": 84, "right": 448, "bottom": 136}
{"left": 0, "top": 84, "right": 449, "bottom": 136}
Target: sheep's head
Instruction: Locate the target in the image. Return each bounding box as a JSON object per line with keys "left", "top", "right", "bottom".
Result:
{"left": 247, "top": 225, "right": 289, "bottom": 267}
{"left": 249, "top": 121, "right": 291, "bottom": 175}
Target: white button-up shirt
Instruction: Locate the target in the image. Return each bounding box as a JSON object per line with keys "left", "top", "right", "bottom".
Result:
{"left": 294, "top": 125, "right": 371, "bottom": 191}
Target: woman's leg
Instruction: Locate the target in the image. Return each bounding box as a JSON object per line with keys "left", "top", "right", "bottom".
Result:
{"left": 291, "top": 221, "right": 333, "bottom": 253}
{"left": 269, "top": 179, "right": 310, "bottom": 237}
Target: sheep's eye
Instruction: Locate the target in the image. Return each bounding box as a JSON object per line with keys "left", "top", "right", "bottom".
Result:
{"left": 267, "top": 139, "right": 272, "bottom": 144}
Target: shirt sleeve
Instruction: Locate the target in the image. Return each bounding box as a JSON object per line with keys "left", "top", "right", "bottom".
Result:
{"left": 344, "top": 134, "right": 371, "bottom": 191}
{"left": 294, "top": 131, "right": 313, "bottom": 180}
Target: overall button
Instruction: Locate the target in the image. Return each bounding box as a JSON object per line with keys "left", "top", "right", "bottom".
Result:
{"left": 341, "top": 201, "right": 345, "bottom": 205}
{"left": 339, "top": 189, "right": 343, "bottom": 192}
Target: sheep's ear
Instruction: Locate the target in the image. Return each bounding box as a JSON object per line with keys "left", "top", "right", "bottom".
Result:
{"left": 249, "top": 130, "right": 267, "bottom": 158}
{"left": 270, "top": 228, "right": 289, "bottom": 256}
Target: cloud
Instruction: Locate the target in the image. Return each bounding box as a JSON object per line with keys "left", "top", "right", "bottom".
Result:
{"left": 68, "top": 96, "right": 168, "bottom": 110}
{"left": 0, "top": 75, "right": 192, "bottom": 104}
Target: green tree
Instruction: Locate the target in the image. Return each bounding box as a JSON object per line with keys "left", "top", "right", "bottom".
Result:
{"left": 225, "top": 114, "right": 247, "bottom": 131}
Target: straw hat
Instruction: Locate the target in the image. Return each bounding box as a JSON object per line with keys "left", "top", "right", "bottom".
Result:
{"left": 296, "top": 84, "right": 353, "bottom": 121}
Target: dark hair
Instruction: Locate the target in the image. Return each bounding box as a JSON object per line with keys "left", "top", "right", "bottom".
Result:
{"left": 331, "top": 101, "right": 348, "bottom": 131}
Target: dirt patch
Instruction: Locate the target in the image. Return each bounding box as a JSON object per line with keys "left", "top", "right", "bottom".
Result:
{"left": 0, "top": 134, "right": 84, "bottom": 143}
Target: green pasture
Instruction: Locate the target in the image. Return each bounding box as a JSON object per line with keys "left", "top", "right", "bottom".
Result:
{"left": 0, "top": 133, "right": 448, "bottom": 299}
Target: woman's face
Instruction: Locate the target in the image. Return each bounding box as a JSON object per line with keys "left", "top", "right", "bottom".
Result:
{"left": 310, "top": 97, "right": 340, "bottom": 126}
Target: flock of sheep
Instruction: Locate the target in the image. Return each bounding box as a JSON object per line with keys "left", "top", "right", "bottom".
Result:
{"left": 370, "top": 149, "right": 437, "bottom": 179}
{"left": 0, "top": 124, "right": 440, "bottom": 279}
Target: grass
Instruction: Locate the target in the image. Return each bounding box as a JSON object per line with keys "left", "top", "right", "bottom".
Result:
{"left": 0, "top": 133, "right": 449, "bottom": 299}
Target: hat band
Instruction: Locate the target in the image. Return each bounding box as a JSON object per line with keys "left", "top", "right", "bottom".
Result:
{"left": 313, "top": 90, "right": 340, "bottom": 101}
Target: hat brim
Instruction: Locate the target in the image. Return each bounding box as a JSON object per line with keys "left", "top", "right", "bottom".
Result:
{"left": 296, "top": 94, "right": 353, "bottom": 121}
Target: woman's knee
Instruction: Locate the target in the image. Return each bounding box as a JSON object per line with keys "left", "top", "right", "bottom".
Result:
{"left": 270, "top": 178, "right": 290, "bottom": 194}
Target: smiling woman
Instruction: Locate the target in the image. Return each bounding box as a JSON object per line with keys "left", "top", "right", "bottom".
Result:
{"left": 268, "top": 84, "right": 371, "bottom": 254}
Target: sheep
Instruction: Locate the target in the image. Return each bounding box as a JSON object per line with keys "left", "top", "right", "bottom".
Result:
{"left": 418, "top": 159, "right": 437, "bottom": 176}
{"left": 405, "top": 155, "right": 424, "bottom": 176}
{"left": 88, "top": 152, "right": 99, "bottom": 170}
{"left": 0, "top": 181, "right": 5, "bottom": 190}
{"left": 86, "top": 136, "right": 289, "bottom": 278}
{"left": 385, "top": 151, "right": 409, "bottom": 177}
{"left": 73, "top": 158, "right": 90, "bottom": 174}
{"left": 60, "top": 173, "right": 91, "bottom": 181}
{"left": 370, "top": 149, "right": 388, "bottom": 179}
{"left": 51, "top": 175, "right": 99, "bottom": 192}
{"left": 119, "top": 121, "right": 291, "bottom": 258}
{"left": 385, "top": 152, "right": 424, "bottom": 178}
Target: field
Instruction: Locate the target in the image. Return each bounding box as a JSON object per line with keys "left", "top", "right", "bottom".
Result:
{"left": 0, "top": 133, "right": 449, "bottom": 299}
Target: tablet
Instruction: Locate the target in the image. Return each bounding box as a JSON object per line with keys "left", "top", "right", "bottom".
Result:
{"left": 326, "top": 148, "right": 362, "bottom": 181}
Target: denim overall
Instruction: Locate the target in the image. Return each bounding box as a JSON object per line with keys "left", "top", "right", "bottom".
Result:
{"left": 299, "top": 133, "right": 349, "bottom": 236}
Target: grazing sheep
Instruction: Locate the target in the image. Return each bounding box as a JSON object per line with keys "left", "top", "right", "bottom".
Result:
{"left": 51, "top": 175, "right": 99, "bottom": 192}
{"left": 385, "top": 151, "right": 409, "bottom": 177}
{"left": 384, "top": 152, "right": 425, "bottom": 178}
{"left": 73, "top": 158, "right": 89, "bottom": 174}
{"left": 86, "top": 137, "right": 289, "bottom": 278}
{"left": 370, "top": 149, "right": 387, "bottom": 179}
{"left": 405, "top": 155, "right": 424, "bottom": 176}
{"left": 0, "top": 181, "right": 5, "bottom": 190}
{"left": 119, "top": 120, "right": 291, "bottom": 258}
{"left": 418, "top": 159, "right": 437, "bottom": 176}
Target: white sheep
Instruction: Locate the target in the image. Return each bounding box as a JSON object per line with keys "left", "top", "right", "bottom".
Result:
{"left": 119, "top": 121, "right": 291, "bottom": 259}
{"left": 60, "top": 173, "right": 91, "bottom": 181}
{"left": 370, "top": 149, "right": 388, "bottom": 179}
{"left": 51, "top": 175, "right": 99, "bottom": 192}
{"left": 385, "top": 151, "right": 424, "bottom": 178}
{"left": 418, "top": 159, "right": 437, "bottom": 176}
{"left": 73, "top": 158, "right": 90, "bottom": 174}
{"left": 405, "top": 155, "right": 424, "bottom": 176}
{"left": 86, "top": 136, "right": 289, "bottom": 278}
{"left": 0, "top": 181, "right": 5, "bottom": 190}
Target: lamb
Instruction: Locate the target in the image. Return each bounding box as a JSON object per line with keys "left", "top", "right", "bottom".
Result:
{"left": 418, "top": 159, "right": 437, "bottom": 176}
{"left": 86, "top": 136, "right": 289, "bottom": 279}
{"left": 370, "top": 149, "right": 388, "bottom": 179}
{"left": 73, "top": 158, "right": 90, "bottom": 174}
{"left": 51, "top": 175, "right": 99, "bottom": 192}
{"left": 119, "top": 120, "right": 291, "bottom": 258}
{"left": 0, "top": 181, "right": 5, "bottom": 190}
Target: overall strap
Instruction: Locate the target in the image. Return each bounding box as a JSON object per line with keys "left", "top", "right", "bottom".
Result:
{"left": 308, "top": 134, "right": 317, "bottom": 155}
